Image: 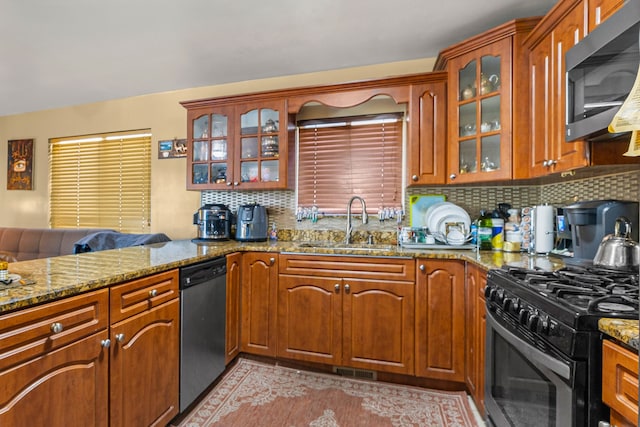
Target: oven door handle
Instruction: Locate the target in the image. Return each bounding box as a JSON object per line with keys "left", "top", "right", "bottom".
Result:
{"left": 487, "top": 312, "right": 571, "bottom": 380}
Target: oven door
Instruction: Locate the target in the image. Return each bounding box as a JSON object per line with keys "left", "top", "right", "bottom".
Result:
{"left": 485, "top": 311, "right": 585, "bottom": 427}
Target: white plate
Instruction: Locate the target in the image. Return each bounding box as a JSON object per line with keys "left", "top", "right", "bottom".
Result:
{"left": 425, "top": 202, "right": 471, "bottom": 236}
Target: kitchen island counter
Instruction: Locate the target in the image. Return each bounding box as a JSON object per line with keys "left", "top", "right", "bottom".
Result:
{"left": 1, "top": 239, "right": 565, "bottom": 313}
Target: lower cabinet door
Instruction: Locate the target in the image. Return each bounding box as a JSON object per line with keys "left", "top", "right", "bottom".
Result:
{"left": 109, "top": 298, "right": 180, "bottom": 427}
{"left": 415, "top": 260, "right": 465, "bottom": 382}
{"left": 277, "top": 274, "right": 342, "bottom": 365}
{"left": 343, "top": 278, "right": 415, "bottom": 375}
{"left": 0, "top": 331, "right": 109, "bottom": 427}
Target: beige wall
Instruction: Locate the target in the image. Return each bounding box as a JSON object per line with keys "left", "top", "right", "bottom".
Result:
{"left": 0, "top": 58, "right": 436, "bottom": 240}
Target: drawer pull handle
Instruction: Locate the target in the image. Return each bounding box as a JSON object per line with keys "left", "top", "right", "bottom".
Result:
{"left": 101, "top": 339, "right": 111, "bottom": 348}
{"left": 50, "top": 322, "right": 64, "bottom": 334}
{"left": 149, "top": 289, "right": 158, "bottom": 298}
{"left": 334, "top": 284, "right": 340, "bottom": 293}
{"left": 419, "top": 264, "right": 426, "bottom": 272}
{"left": 344, "top": 284, "right": 350, "bottom": 294}
{"left": 115, "top": 333, "right": 125, "bottom": 343}
{"left": 269, "top": 257, "right": 275, "bottom": 265}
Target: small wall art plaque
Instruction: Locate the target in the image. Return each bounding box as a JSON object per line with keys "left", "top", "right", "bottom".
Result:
{"left": 158, "top": 138, "right": 187, "bottom": 159}
{"left": 7, "top": 139, "right": 34, "bottom": 190}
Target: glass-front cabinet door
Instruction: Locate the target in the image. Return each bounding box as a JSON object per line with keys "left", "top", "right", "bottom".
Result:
{"left": 237, "top": 103, "right": 283, "bottom": 187}
{"left": 185, "top": 98, "right": 288, "bottom": 190}
{"left": 187, "top": 106, "right": 235, "bottom": 189}
{"left": 447, "top": 38, "right": 512, "bottom": 183}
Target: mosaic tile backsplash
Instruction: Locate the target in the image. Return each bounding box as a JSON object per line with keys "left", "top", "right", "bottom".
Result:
{"left": 202, "top": 169, "right": 640, "bottom": 240}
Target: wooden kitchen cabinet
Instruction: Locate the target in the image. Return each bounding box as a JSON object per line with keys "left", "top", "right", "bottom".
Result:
{"left": 278, "top": 254, "right": 415, "bottom": 375}
{"left": 225, "top": 252, "right": 241, "bottom": 364}
{"left": 602, "top": 339, "right": 639, "bottom": 427}
{"left": 241, "top": 252, "right": 279, "bottom": 356}
{"left": 587, "top": 0, "right": 625, "bottom": 32}
{"left": 435, "top": 18, "right": 539, "bottom": 183}
{"left": 182, "top": 97, "right": 292, "bottom": 190}
{"left": 407, "top": 76, "right": 448, "bottom": 185}
{"left": 524, "top": 0, "right": 589, "bottom": 178}
{"left": 415, "top": 259, "right": 466, "bottom": 382}
{"left": 0, "top": 290, "right": 109, "bottom": 427}
{"left": 465, "top": 263, "right": 487, "bottom": 415}
{"left": 109, "top": 269, "right": 180, "bottom": 427}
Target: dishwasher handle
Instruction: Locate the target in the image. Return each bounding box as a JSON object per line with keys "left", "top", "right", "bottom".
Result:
{"left": 180, "top": 257, "right": 227, "bottom": 289}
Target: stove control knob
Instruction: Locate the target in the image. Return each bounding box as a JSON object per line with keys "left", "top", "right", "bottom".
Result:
{"left": 518, "top": 309, "right": 529, "bottom": 325}
{"left": 495, "top": 289, "right": 505, "bottom": 304}
{"left": 536, "top": 316, "right": 550, "bottom": 335}
{"left": 528, "top": 313, "right": 540, "bottom": 332}
{"left": 487, "top": 287, "right": 498, "bottom": 301}
{"left": 512, "top": 298, "right": 521, "bottom": 312}
{"left": 484, "top": 285, "right": 493, "bottom": 299}
{"left": 502, "top": 297, "right": 513, "bottom": 312}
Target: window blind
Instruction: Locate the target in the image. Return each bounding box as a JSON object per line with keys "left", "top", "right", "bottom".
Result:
{"left": 49, "top": 131, "right": 152, "bottom": 232}
{"left": 297, "top": 116, "right": 402, "bottom": 214}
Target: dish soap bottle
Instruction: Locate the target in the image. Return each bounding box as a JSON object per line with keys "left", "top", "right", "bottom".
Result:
{"left": 477, "top": 210, "right": 493, "bottom": 250}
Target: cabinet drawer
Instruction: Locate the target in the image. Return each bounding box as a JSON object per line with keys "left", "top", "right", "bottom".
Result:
{"left": 0, "top": 289, "right": 109, "bottom": 370}
{"left": 279, "top": 254, "right": 415, "bottom": 281}
{"left": 602, "top": 339, "right": 639, "bottom": 425}
{"left": 110, "top": 269, "right": 179, "bottom": 324}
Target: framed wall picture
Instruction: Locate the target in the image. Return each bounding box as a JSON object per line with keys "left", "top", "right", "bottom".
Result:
{"left": 158, "top": 138, "right": 187, "bottom": 158}
{"left": 7, "top": 139, "right": 34, "bottom": 190}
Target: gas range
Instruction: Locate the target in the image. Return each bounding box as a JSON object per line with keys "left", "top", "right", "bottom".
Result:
{"left": 485, "top": 264, "right": 639, "bottom": 358}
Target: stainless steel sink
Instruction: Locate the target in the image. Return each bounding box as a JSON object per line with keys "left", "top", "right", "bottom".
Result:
{"left": 294, "top": 241, "right": 396, "bottom": 251}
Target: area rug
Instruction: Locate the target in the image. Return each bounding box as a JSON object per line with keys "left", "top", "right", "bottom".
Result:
{"left": 177, "top": 358, "right": 479, "bottom": 427}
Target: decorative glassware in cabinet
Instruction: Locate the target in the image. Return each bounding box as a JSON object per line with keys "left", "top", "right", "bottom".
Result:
{"left": 459, "top": 60, "right": 477, "bottom": 101}
{"left": 480, "top": 135, "right": 500, "bottom": 172}
{"left": 240, "top": 161, "right": 259, "bottom": 183}
{"left": 459, "top": 139, "right": 477, "bottom": 174}
{"left": 241, "top": 137, "right": 258, "bottom": 159}
{"left": 480, "top": 55, "right": 501, "bottom": 95}
{"left": 480, "top": 96, "right": 501, "bottom": 134}
{"left": 192, "top": 164, "right": 209, "bottom": 185}
{"left": 261, "top": 160, "right": 279, "bottom": 182}
{"left": 459, "top": 103, "right": 477, "bottom": 137}
{"left": 193, "top": 115, "right": 209, "bottom": 139}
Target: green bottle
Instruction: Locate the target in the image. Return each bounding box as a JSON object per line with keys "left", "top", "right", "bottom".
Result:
{"left": 477, "top": 210, "right": 493, "bottom": 250}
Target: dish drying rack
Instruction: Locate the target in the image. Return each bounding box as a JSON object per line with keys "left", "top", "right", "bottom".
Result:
{"left": 397, "top": 227, "right": 477, "bottom": 250}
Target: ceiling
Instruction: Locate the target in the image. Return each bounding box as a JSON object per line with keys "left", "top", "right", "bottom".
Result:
{"left": 0, "top": 0, "right": 557, "bottom": 117}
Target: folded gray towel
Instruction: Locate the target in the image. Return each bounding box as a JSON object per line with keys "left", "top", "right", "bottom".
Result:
{"left": 74, "top": 231, "right": 171, "bottom": 253}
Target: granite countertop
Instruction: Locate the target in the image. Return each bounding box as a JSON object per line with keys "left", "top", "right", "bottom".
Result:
{"left": 3, "top": 237, "right": 636, "bottom": 358}
{"left": 599, "top": 319, "right": 640, "bottom": 352}
{"left": 0, "top": 238, "right": 565, "bottom": 314}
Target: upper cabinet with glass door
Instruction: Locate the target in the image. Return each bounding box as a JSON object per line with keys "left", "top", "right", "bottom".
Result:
{"left": 183, "top": 98, "right": 290, "bottom": 190}
{"left": 434, "top": 18, "right": 540, "bottom": 184}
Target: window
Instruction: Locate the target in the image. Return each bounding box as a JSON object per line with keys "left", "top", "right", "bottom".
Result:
{"left": 49, "top": 130, "right": 152, "bottom": 232}
{"left": 297, "top": 114, "right": 403, "bottom": 214}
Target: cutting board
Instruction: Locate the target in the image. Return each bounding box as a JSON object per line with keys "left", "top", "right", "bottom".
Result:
{"left": 409, "top": 194, "right": 446, "bottom": 227}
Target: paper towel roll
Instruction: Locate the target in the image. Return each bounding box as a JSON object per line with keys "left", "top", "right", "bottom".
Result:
{"left": 534, "top": 205, "right": 555, "bottom": 254}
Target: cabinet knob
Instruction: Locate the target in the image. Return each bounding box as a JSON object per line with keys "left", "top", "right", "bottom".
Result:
{"left": 234, "top": 182, "right": 239, "bottom": 186}
{"left": 411, "top": 175, "right": 419, "bottom": 182}
{"left": 543, "top": 160, "right": 549, "bottom": 167}
{"left": 115, "top": 333, "right": 125, "bottom": 343}
{"left": 449, "top": 173, "right": 457, "bottom": 180}
{"left": 101, "top": 339, "right": 111, "bottom": 348}
{"left": 334, "top": 284, "right": 340, "bottom": 293}
{"left": 344, "top": 284, "right": 350, "bottom": 294}
{"left": 226, "top": 181, "right": 232, "bottom": 186}
{"left": 269, "top": 257, "right": 275, "bottom": 265}
{"left": 549, "top": 159, "right": 557, "bottom": 166}
{"left": 419, "top": 264, "right": 426, "bottom": 272}
{"left": 50, "top": 322, "right": 64, "bottom": 334}
{"left": 149, "top": 289, "right": 158, "bottom": 298}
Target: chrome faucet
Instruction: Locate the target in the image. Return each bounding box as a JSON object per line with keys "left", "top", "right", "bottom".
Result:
{"left": 345, "top": 196, "right": 368, "bottom": 244}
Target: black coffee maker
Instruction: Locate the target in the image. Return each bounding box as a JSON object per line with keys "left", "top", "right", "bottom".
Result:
{"left": 564, "top": 200, "right": 639, "bottom": 261}
{"left": 193, "top": 204, "right": 233, "bottom": 241}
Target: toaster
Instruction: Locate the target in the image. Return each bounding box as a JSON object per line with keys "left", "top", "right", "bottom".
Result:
{"left": 235, "top": 203, "right": 268, "bottom": 242}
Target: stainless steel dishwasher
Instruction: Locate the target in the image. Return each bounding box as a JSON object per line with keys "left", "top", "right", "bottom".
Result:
{"left": 179, "top": 256, "right": 226, "bottom": 413}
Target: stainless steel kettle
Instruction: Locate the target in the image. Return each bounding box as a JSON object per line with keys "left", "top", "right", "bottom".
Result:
{"left": 593, "top": 217, "right": 640, "bottom": 270}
